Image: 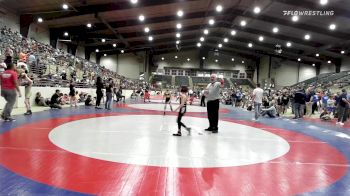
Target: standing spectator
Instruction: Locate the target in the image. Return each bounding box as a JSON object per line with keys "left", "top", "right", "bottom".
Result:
{"left": 21, "top": 72, "right": 33, "bottom": 115}
{"left": 95, "top": 76, "right": 103, "bottom": 109}
{"left": 105, "top": 78, "right": 114, "bottom": 110}
{"left": 0, "top": 63, "right": 22, "bottom": 121}
{"left": 336, "top": 89, "right": 349, "bottom": 126}
{"left": 69, "top": 81, "right": 77, "bottom": 107}
{"left": 294, "top": 88, "right": 306, "bottom": 119}
{"left": 252, "top": 83, "right": 264, "bottom": 121}
{"left": 200, "top": 88, "right": 206, "bottom": 107}
{"left": 205, "top": 74, "right": 224, "bottom": 133}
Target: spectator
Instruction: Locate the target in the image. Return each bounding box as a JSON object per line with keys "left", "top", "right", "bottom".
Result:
{"left": 50, "top": 90, "right": 62, "bottom": 109}
{"left": 35, "top": 92, "right": 48, "bottom": 106}
{"left": 0, "top": 63, "right": 22, "bottom": 121}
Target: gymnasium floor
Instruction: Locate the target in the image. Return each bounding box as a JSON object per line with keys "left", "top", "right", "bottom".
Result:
{"left": 0, "top": 97, "right": 349, "bottom": 195}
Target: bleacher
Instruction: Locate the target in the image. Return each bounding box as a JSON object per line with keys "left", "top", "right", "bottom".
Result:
{"left": 230, "top": 79, "right": 254, "bottom": 88}
{"left": 175, "top": 76, "right": 189, "bottom": 86}
{"left": 192, "top": 77, "right": 211, "bottom": 86}
{"left": 152, "top": 75, "right": 172, "bottom": 86}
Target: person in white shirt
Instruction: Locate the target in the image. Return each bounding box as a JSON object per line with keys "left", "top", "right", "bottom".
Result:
{"left": 205, "top": 74, "right": 224, "bottom": 133}
{"left": 252, "top": 83, "right": 264, "bottom": 121}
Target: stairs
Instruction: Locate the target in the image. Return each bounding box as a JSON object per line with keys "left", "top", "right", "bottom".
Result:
{"left": 226, "top": 78, "right": 233, "bottom": 87}
{"left": 171, "top": 76, "right": 175, "bottom": 86}
{"left": 188, "top": 76, "right": 193, "bottom": 88}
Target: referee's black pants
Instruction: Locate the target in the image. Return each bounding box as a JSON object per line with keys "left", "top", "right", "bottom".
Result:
{"left": 207, "top": 99, "right": 220, "bottom": 130}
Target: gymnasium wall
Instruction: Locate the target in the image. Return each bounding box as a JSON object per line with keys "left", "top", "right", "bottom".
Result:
{"left": 90, "top": 52, "right": 97, "bottom": 63}
{"left": 76, "top": 46, "right": 85, "bottom": 59}
{"left": 27, "top": 23, "right": 50, "bottom": 45}
{"left": 100, "top": 55, "right": 117, "bottom": 72}
{"left": 0, "top": 7, "right": 20, "bottom": 32}
{"left": 341, "top": 57, "right": 350, "bottom": 71}
{"left": 320, "top": 62, "right": 336, "bottom": 74}
{"left": 258, "top": 56, "right": 316, "bottom": 87}
{"left": 117, "top": 53, "right": 145, "bottom": 79}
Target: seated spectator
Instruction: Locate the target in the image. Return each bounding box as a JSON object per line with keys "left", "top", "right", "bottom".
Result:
{"left": 50, "top": 90, "right": 62, "bottom": 109}
{"left": 260, "top": 105, "right": 277, "bottom": 118}
{"left": 320, "top": 108, "right": 331, "bottom": 121}
{"left": 85, "top": 95, "right": 94, "bottom": 106}
{"left": 35, "top": 92, "right": 48, "bottom": 107}
{"left": 115, "top": 88, "right": 125, "bottom": 103}
{"left": 130, "top": 90, "right": 137, "bottom": 100}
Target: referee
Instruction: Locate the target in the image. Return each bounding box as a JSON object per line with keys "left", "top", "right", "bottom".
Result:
{"left": 205, "top": 74, "right": 224, "bottom": 133}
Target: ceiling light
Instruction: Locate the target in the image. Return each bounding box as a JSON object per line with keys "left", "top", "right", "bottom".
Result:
{"left": 104, "top": 54, "right": 107, "bottom": 57}
{"left": 304, "top": 34, "right": 311, "bottom": 40}
{"left": 328, "top": 60, "right": 331, "bottom": 64}
{"left": 240, "top": 20, "right": 247, "bottom": 27}
{"left": 144, "top": 27, "right": 150, "bottom": 33}
{"left": 200, "top": 37, "right": 205, "bottom": 42}
{"left": 316, "top": 53, "right": 319, "bottom": 57}
{"left": 175, "top": 56, "right": 178, "bottom": 59}
{"left": 176, "top": 40, "right": 180, "bottom": 44}
{"left": 161, "top": 57, "right": 165, "bottom": 60}
{"left": 286, "top": 42, "right": 292, "bottom": 47}
{"left": 231, "top": 30, "right": 236, "bottom": 36}
{"left": 292, "top": 16, "right": 299, "bottom": 22}
{"left": 298, "top": 58, "right": 301, "bottom": 62}
{"left": 113, "top": 44, "right": 117, "bottom": 47}
{"left": 248, "top": 43, "right": 253, "bottom": 48}
{"left": 272, "top": 27, "right": 279, "bottom": 33}
{"left": 87, "top": 23, "right": 92, "bottom": 28}
{"left": 202, "top": 57, "right": 206, "bottom": 60}
{"left": 224, "top": 38, "right": 228, "bottom": 43}
{"left": 258, "top": 36, "right": 264, "bottom": 41}
{"left": 218, "top": 43, "right": 223, "bottom": 48}
{"left": 320, "top": 0, "right": 328, "bottom": 5}
{"left": 187, "top": 58, "right": 191, "bottom": 61}
{"left": 130, "top": 0, "right": 138, "bottom": 4}
{"left": 242, "top": 61, "right": 245, "bottom": 64}
{"left": 203, "top": 29, "right": 209, "bottom": 35}
{"left": 95, "top": 49, "right": 99, "bottom": 52}
{"left": 329, "top": 24, "right": 336, "bottom": 30}
{"left": 64, "top": 32, "right": 69, "bottom": 36}
{"left": 101, "top": 38, "right": 106, "bottom": 43}
{"left": 197, "top": 43, "right": 202, "bottom": 47}
{"left": 177, "top": 10, "right": 184, "bottom": 17}
{"left": 231, "top": 58, "right": 235, "bottom": 61}
{"left": 139, "top": 15, "right": 145, "bottom": 22}
{"left": 176, "top": 33, "right": 181, "bottom": 38}
{"left": 341, "top": 50, "right": 345, "bottom": 54}
{"left": 176, "top": 23, "right": 182, "bottom": 29}
{"left": 253, "top": 6, "right": 261, "bottom": 14}
{"left": 216, "top": 5, "right": 223, "bottom": 12}
{"left": 37, "top": 17, "right": 43, "bottom": 23}
{"left": 148, "top": 36, "right": 153, "bottom": 41}
{"left": 121, "top": 50, "right": 124, "bottom": 53}
{"left": 62, "top": 3, "right": 69, "bottom": 10}
{"left": 215, "top": 59, "right": 218, "bottom": 62}
{"left": 209, "top": 19, "right": 215, "bottom": 25}
{"left": 312, "top": 63, "right": 315, "bottom": 66}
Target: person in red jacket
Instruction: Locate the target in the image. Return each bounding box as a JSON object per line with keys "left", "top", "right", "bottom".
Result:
{"left": 0, "top": 63, "right": 22, "bottom": 121}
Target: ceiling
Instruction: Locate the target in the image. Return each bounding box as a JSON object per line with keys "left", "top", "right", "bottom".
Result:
{"left": 2, "top": 0, "right": 350, "bottom": 64}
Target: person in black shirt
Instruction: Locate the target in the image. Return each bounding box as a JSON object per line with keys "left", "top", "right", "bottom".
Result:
{"left": 85, "top": 95, "right": 93, "bottom": 106}
{"left": 69, "top": 81, "right": 77, "bottom": 107}
{"left": 293, "top": 88, "right": 306, "bottom": 119}
{"left": 336, "top": 89, "right": 349, "bottom": 126}
{"left": 105, "top": 78, "right": 114, "bottom": 110}
{"left": 50, "top": 90, "right": 62, "bottom": 109}
{"left": 95, "top": 76, "right": 103, "bottom": 109}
